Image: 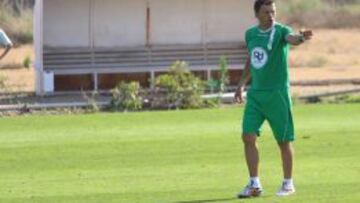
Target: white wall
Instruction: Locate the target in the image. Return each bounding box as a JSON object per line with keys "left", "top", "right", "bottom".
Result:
{"left": 44, "top": 0, "right": 91, "bottom": 47}
{"left": 94, "top": 0, "right": 147, "bottom": 47}
{"left": 150, "top": 0, "right": 203, "bottom": 45}
{"left": 205, "top": 0, "right": 256, "bottom": 43}
{"left": 43, "top": 0, "right": 256, "bottom": 48}
{"left": 150, "top": 0, "right": 256, "bottom": 45}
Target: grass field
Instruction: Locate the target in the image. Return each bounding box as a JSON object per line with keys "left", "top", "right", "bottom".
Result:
{"left": 0, "top": 104, "right": 359, "bottom": 203}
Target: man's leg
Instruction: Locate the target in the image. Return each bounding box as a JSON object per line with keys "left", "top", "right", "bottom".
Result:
{"left": 238, "top": 91, "right": 264, "bottom": 198}
{"left": 238, "top": 134, "right": 263, "bottom": 198}
{"left": 265, "top": 89, "right": 296, "bottom": 196}
{"left": 278, "top": 142, "right": 293, "bottom": 179}
{"left": 243, "top": 134, "right": 259, "bottom": 177}
{"left": 276, "top": 141, "right": 295, "bottom": 196}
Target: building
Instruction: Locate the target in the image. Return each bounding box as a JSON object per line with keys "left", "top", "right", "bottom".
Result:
{"left": 34, "top": 0, "right": 255, "bottom": 94}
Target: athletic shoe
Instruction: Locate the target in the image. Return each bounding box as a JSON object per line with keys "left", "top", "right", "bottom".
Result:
{"left": 237, "top": 184, "right": 263, "bottom": 198}
{"left": 276, "top": 182, "right": 295, "bottom": 196}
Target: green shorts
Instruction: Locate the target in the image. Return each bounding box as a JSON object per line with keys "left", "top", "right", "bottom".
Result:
{"left": 242, "top": 88, "right": 295, "bottom": 143}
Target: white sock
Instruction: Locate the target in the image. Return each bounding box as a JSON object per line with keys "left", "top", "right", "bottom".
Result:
{"left": 283, "top": 179, "right": 294, "bottom": 189}
{"left": 250, "top": 177, "right": 262, "bottom": 188}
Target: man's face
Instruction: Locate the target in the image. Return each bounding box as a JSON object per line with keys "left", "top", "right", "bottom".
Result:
{"left": 256, "top": 3, "right": 276, "bottom": 26}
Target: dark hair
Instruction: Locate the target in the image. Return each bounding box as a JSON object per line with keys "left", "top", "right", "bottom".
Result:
{"left": 254, "top": 0, "right": 274, "bottom": 14}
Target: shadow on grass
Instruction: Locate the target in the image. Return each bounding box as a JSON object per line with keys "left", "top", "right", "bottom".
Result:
{"left": 172, "top": 194, "right": 274, "bottom": 203}
{"left": 172, "top": 197, "right": 238, "bottom": 203}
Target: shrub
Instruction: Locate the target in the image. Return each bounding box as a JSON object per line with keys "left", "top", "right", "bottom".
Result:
{"left": 207, "top": 56, "right": 229, "bottom": 92}
{"left": 326, "top": 94, "right": 360, "bottom": 104}
{"left": 207, "top": 56, "right": 229, "bottom": 105}
{"left": 155, "top": 61, "right": 205, "bottom": 109}
{"left": 203, "top": 97, "right": 221, "bottom": 108}
{"left": 23, "top": 55, "right": 31, "bottom": 68}
{"left": 218, "top": 56, "right": 229, "bottom": 94}
{"left": 0, "top": 74, "right": 7, "bottom": 90}
{"left": 82, "top": 91, "right": 100, "bottom": 113}
{"left": 110, "top": 81, "right": 143, "bottom": 112}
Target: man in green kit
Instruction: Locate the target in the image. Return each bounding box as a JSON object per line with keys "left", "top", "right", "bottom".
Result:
{"left": 0, "top": 28, "right": 13, "bottom": 60}
{"left": 234, "top": 0, "right": 313, "bottom": 198}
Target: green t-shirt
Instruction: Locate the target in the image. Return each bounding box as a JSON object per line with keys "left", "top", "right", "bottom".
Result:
{"left": 245, "top": 23, "right": 293, "bottom": 90}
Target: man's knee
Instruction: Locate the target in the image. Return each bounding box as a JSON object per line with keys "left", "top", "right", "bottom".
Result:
{"left": 278, "top": 142, "right": 293, "bottom": 152}
{"left": 242, "top": 134, "right": 257, "bottom": 145}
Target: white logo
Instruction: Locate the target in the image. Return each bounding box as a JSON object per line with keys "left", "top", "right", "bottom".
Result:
{"left": 251, "top": 47, "right": 268, "bottom": 69}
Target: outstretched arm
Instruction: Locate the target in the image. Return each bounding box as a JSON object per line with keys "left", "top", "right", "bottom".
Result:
{"left": 286, "top": 30, "right": 313, "bottom": 46}
{"left": 234, "top": 56, "right": 251, "bottom": 103}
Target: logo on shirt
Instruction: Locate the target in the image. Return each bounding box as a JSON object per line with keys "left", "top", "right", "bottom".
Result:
{"left": 251, "top": 47, "right": 268, "bottom": 69}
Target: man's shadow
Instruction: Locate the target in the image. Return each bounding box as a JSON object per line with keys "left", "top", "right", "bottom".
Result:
{"left": 172, "top": 197, "right": 238, "bottom": 203}
{"left": 172, "top": 194, "right": 271, "bottom": 203}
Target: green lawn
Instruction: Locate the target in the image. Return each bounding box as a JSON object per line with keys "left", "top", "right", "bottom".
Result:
{"left": 0, "top": 104, "right": 359, "bottom": 203}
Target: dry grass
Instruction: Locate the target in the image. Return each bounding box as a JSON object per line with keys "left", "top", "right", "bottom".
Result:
{"left": 0, "top": 45, "right": 34, "bottom": 65}
{"left": 289, "top": 28, "right": 360, "bottom": 82}
{"left": 0, "top": 3, "right": 33, "bottom": 44}
{"left": 278, "top": 0, "right": 360, "bottom": 28}
{"left": 0, "top": 68, "right": 34, "bottom": 92}
{"left": 290, "top": 29, "right": 360, "bottom": 68}
{"left": 0, "top": 45, "right": 34, "bottom": 92}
